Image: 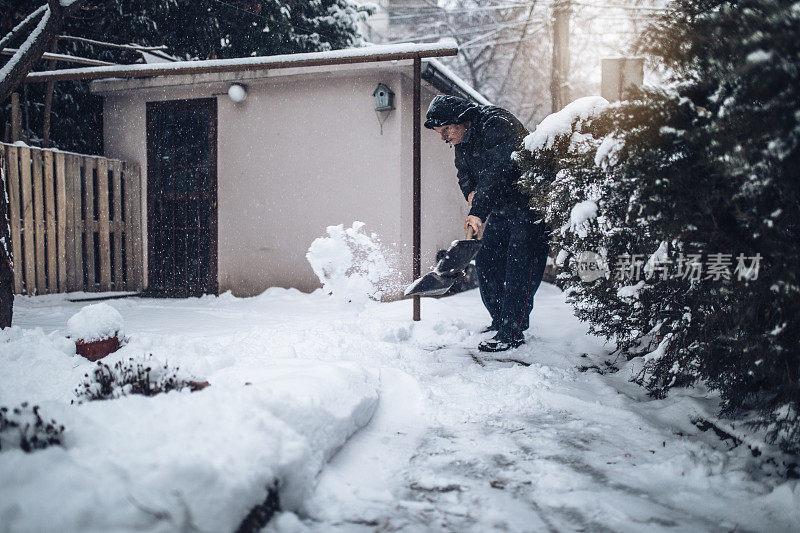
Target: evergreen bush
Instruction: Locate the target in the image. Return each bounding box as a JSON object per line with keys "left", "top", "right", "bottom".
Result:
{"left": 516, "top": 0, "right": 799, "bottom": 451}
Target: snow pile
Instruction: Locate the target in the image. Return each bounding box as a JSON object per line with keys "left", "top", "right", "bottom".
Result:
{"left": 4, "top": 285, "right": 799, "bottom": 531}
{"left": 306, "top": 221, "right": 401, "bottom": 306}
{"left": 523, "top": 96, "right": 609, "bottom": 152}
{"left": 643, "top": 333, "right": 673, "bottom": 363}
{"left": 66, "top": 302, "right": 124, "bottom": 342}
{"left": 0, "top": 322, "right": 380, "bottom": 531}
{"left": 746, "top": 50, "right": 772, "bottom": 63}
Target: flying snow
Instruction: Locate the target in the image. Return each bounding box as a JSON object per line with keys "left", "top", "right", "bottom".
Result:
{"left": 306, "top": 221, "right": 402, "bottom": 306}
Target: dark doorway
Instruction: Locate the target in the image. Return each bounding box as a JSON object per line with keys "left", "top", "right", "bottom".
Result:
{"left": 146, "top": 98, "right": 217, "bottom": 297}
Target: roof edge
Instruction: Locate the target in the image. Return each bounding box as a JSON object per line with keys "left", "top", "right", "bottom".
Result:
{"left": 23, "top": 40, "right": 458, "bottom": 84}
{"left": 422, "top": 58, "right": 492, "bottom": 106}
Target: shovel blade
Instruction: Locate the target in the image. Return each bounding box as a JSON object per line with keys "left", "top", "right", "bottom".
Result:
{"left": 436, "top": 239, "right": 482, "bottom": 277}
{"left": 404, "top": 271, "right": 456, "bottom": 297}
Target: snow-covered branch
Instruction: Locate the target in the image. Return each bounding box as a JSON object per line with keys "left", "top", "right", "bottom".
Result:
{"left": 0, "top": 0, "right": 87, "bottom": 103}
{"left": 0, "top": 5, "right": 47, "bottom": 52}
{"left": 57, "top": 34, "right": 169, "bottom": 52}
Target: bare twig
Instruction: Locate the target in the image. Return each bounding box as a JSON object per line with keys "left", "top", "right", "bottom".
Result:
{"left": 498, "top": 0, "right": 539, "bottom": 95}
{"left": 57, "top": 34, "right": 168, "bottom": 52}
{"left": 127, "top": 494, "right": 172, "bottom": 522}
{"left": 1, "top": 48, "right": 115, "bottom": 66}
{"left": 172, "top": 491, "right": 204, "bottom": 533}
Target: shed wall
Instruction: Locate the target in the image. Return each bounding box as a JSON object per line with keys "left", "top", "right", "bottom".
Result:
{"left": 216, "top": 71, "right": 404, "bottom": 295}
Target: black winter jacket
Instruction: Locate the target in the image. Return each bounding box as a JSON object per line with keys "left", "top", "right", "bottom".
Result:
{"left": 455, "top": 105, "right": 529, "bottom": 221}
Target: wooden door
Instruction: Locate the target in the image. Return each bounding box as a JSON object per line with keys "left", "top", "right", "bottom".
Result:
{"left": 146, "top": 99, "right": 217, "bottom": 296}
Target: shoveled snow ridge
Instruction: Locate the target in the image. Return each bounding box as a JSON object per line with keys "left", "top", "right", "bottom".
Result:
{"left": 0, "top": 325, "right": 380, "bottom": 532}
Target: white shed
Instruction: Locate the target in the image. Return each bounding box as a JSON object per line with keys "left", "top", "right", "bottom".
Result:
{"left": 29, "top": 41, "right": 490, "bottom": 302}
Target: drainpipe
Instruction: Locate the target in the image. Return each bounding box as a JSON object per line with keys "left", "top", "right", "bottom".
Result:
{"left": 413, "top": 57, "right": 421, "bottom": 321}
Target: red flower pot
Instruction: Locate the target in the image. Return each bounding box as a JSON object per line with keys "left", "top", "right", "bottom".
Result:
{"left": 75, "top": 336, "right": 120, "bottom": 361}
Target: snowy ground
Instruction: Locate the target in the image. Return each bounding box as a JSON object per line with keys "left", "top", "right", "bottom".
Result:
{"left": 4, "top": 285, "right": 799, "bottom": 532}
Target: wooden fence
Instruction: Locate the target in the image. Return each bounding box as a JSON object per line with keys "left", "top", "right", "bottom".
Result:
{"left": 1, "top": 143, "right": 143, "bottom": 295}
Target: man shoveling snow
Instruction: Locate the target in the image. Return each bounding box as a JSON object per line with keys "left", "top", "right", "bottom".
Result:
{"left": 424, "top": 95, "right": 550, "bottom": 353}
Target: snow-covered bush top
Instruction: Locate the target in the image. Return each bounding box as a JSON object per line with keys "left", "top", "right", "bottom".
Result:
{"left": 0, "top": 403, "right": 64, "bottom": 453}
{"left": 67, "top": 303, "right": 124, "bottom": 342}
{"left": 306, "top": 221, "right": 402, "bottom": 307}
{"left": 74, "top": 356, "right": 201, "bottom": 402}
{"left": 523, "top": 96, "right": 609, "bottom": 153}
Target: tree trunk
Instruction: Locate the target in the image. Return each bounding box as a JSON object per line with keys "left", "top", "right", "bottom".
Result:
{"left": 550, "top": 0, "right": 570, "bottom": 113}
{"left": 0, "top": 147, "right": 14, "bottom": 328}
{"left": 42, "top": 39, "right": 59, "bottom": 148}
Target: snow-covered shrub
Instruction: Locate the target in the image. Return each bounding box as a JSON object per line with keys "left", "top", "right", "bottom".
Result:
{"left": 0, "top": 403, "right": 64, "bottom": 453}
{"left": 74, "top": 356, "right": 205, "bottom": 403}
{"left": 516, "top": 0, "right": 800, "bottom": 451}
{"left": 306, "top": 221, "right": 402, "bottom": 306}
{"left": 519, "top": 90, "right": 708, "bottom": 366}
{"left": 67, "top": 302, "right": 124, "bottom": 342}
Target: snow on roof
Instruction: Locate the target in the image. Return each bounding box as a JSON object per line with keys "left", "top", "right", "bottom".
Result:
{"left": 424, "top": 58, "right": 492, "bottom": 106}
{"left": 24, "top": 40, "right": 459, "bottom": 84}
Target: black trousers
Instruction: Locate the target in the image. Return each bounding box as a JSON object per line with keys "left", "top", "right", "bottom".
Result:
{"left": 475, "top": 208, "right": 549, "bottom": 341}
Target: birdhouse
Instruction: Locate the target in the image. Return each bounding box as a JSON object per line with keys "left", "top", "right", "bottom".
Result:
{"left": 372, "top": 83, "right": 395, "bottom": 112}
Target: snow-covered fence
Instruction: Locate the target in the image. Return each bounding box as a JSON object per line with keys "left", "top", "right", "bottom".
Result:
{"left": 0, "top": 143, "right": 143, "bottom": 295}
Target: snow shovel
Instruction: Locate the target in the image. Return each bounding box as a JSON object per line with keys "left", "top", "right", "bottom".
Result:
{"left": 404, "top": 227, "right": 482, "bottom": 297}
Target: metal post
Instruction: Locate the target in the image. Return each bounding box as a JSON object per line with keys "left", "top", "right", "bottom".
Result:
{"left": 413, "top": 56, "right": 421, "bottom": 321}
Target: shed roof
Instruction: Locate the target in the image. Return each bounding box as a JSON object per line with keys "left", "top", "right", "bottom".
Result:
{"left": 14, "top": 41, "right": 387, "bottom": 77}
{"left": 24, "top": 39, "right": 490, "bottom": 104}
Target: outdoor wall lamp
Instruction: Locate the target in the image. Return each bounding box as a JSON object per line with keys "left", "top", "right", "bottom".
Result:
{"left": 373, "top": 83, "right": 395, "bottom": 134}
{"left": 228, "top": 83, "right": 248, "bottom": 103}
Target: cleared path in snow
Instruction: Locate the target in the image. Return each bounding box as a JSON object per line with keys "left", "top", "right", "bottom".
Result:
{"left": 293, "top": 286, "right": 799, "bottom": 532}
{"left": 13, "top": 285, "right": 799, "bottom": 532}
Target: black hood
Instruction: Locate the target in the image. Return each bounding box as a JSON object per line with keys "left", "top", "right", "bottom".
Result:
{"left": 424, "top": 95, "right": 481, "bottom": 129}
